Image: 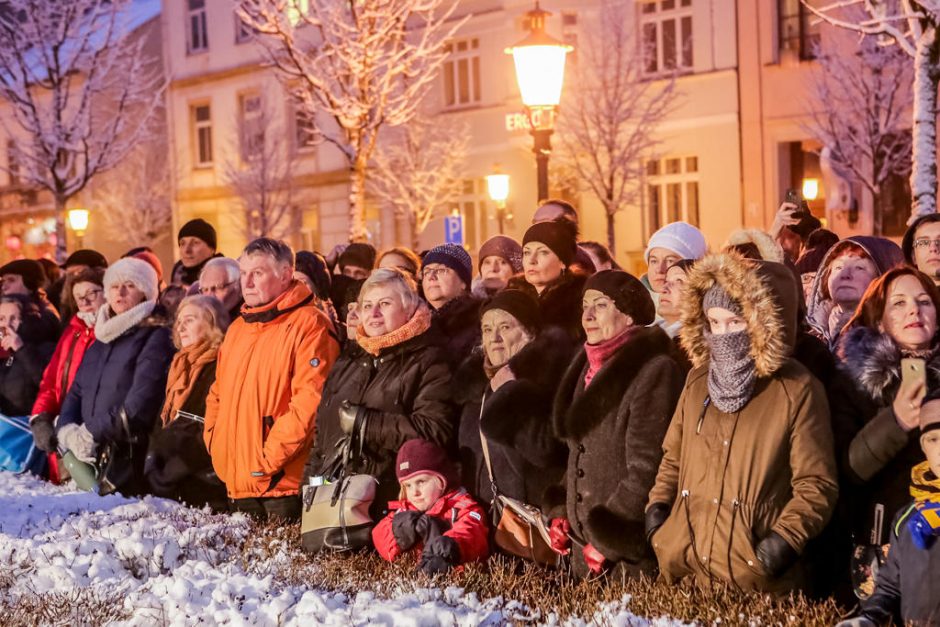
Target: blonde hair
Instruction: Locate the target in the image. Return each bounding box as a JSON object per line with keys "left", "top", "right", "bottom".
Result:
{"left": 172, "top": 295, "right": 230, "bottom": 350}
{"left": 358, "top": 267, "right": 420, "bottom": 315}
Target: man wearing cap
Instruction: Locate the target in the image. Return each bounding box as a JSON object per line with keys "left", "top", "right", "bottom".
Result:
{"left": 336, "top": 243, "right": 376, "bottom": 281}
{"left": 421, "top": 243, "right": 481, "bottom": 368}
{"left": 0, "top": 259, "right": 61, "bottom": 337}
{"left": 643, "top": 221, "right": 707, "bottom": 316}
{"left": 474, "top": 235, "right": 523, "bottom": 298}
{"left": 172, "top": 219, "right": 223, "bottom": 288}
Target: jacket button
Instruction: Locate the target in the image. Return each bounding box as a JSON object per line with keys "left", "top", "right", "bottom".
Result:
{"left": 723, "top": 440, "right": 729, "bottom": 446}
{"left": 712, "top": 498, "right": 718, "bottom": 504}
{"left": 576, "top": 493, "right": 583, "bottom": 503}
{"left": 747, "top": 559, "right": 754, "bottom": 566}
{"left": 577, "top": 469, "right": 585, "bottom": 478}
{"left": 578, "top": 444, "right": 585, "bottom": 453}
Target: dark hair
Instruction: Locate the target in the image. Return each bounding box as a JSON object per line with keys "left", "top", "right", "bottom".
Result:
{"left": 579, "top": 241, "right": 622, "bottom": 271}
{"left": 379, "top": 247, "right": 421, "bottom": 277}
{"left": 242, "top": 237, "right": 294, "bottom": 268}
{"left": 60, "top": 266, "right": 106, "bottom": 321}
{"left": 539, "top": 199, "right": 578, "bottom": 222}
{"left": 36, "top": 258, "right": 59, "bottom": 288}
{"left": 668, "top": 259, "right": 696, "bottom": 274}
{"left": 123, "top": 246, "right": 153, "bottom": 257}
{"left": 805, "top": 228, "right": 839, "bottom": 251}
{"left": 295, "top": 251, "right": 332, "bottom": 300}
{"left": 844, "top": 266, "right": 940, "bottom": 331}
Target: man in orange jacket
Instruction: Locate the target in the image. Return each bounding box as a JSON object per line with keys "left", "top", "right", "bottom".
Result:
{"left": 205, "top": 238, "right": 339, "bottom": 520}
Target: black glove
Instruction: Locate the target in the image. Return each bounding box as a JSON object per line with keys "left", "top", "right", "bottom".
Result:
{"left": 30, "top": 413, "right": 57, "bottom": 452}
{"left": 392, "top": 511, "right": 424, "bottom": 551}
{"left": 755, "top": 531, "right": 798, "bottom": 578}
{"left": 644, "top": 502, "right": 671, "bottom": 542}
{"left": 419, "top": 535, "right": 460, "bottom": 575}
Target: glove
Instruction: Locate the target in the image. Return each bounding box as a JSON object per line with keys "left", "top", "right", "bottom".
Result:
{"left": 755, "top": 531, "right": 798, "bottom": 579}
{"left": 907, "top": 502, "right": 940, "bottom": 550}
{"left": 29, "top": 413, "right": 57, "bottom": 452}
{"left": 645, "top": 502, "right": 671, "bottom": 542}
{"left": 583, "top": 543, "right": 607, "bottom": 574}
{"left": 835, "top": 618, "right": 876, "bottom": 627}
{"left": 419, "top": 535, "right": 460, "bottom": 576}
{"left": 58, "top": 423, "right": 96, "bottom": 463}
{"left": 549, "top": 518, "right": 572, "bottom": 555}
{"left": 392, "top": 511, "right": 424, "bottom": 551}
{"left": 338, "top": 401, "right": 364, "bottom": 435}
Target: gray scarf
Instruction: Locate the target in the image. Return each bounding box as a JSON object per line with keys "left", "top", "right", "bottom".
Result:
{"left": 705, "top": 329, "right": 756, "bottom": 414}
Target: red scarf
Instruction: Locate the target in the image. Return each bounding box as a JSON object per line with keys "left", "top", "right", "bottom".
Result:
{"left": 584, "top": 327, "right": 634, "bottom": 387}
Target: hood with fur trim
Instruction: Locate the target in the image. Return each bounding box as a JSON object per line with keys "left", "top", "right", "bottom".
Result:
{"left": 724, "top": 228, "right": 784, "bottom": 263}
{"left": 679, "top": 252, "right": 798, "bottom": 378}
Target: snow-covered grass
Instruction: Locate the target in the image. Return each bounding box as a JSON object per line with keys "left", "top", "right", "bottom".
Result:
{"left": 0, "top": 473, "right": 843, "bottom": 626}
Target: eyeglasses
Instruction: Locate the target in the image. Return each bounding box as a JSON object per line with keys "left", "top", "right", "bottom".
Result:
{"left": 74, "top": 288, "right": 103, "bottom": 305}
{"left": 914, "top": 238, "right": 940, "bottom": 250}
{"left": 200, "top": 280, "right": 236, "bottom": 295}
{"left": 422, "top": 267, "right": 452, "bottom": 280}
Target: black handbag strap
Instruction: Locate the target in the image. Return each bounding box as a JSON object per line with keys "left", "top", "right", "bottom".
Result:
{"left": 476, "top": 391, "right": 504, "bottom": 514}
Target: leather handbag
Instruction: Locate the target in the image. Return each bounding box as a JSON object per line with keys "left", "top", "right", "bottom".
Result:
{"left": 301, "top": 438, "right": 377, "bottom": 553}
{"left": 478, "top": 395, "right": 560, "bottom": 567}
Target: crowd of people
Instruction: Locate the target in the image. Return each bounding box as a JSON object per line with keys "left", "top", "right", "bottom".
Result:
{"left": 3, "top": 204, "right": 940, "bottom": 625}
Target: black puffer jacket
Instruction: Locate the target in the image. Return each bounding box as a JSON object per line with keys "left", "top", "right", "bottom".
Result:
{"left": 831, "top": 326, "right": 931, "bottom": 545}
{"left": 145, "top": 362, "right": 227, "bottom": 510}
{"left": 0, "top": 342, "right": 55, "bottom": 416}
{"left": 305, "top": 331, "right": 457, "bottom": 517}
{"left": 509, "top": 271, "right": 589, "bottom": 342}
{"left": 551, "top": 325, "right": 683, "bottom": 578}
{"left": 456, "top": 326, "right": 574, "bottom": 512}
{"left": 430, "top": 293, "right": 482, "bottom": 370}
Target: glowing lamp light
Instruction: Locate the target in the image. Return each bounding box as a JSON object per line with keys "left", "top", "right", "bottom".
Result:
{"left": 505, "top": 4, "right": 572, "bottom": 108}
{"left": 486, "top": 173, "right": 510, "bottom": 204}
{"left": 802, "top": 178, "right": 820, "bottom": 201}
{"left": 68, "top": 208, "right": 89, "bottom": 233}
{"left": 5, "top": 235, "right": 21, "bottom": 251}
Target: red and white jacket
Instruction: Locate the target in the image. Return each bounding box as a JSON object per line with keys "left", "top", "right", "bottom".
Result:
{"left": 372, "top": 488, "right": 490, "bottom": 564}
{"left": 32, "top": 315, "right": 95, "bottom": 417}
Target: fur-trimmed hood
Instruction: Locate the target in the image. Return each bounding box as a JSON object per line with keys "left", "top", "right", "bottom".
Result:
{"left": 724, "top": 228, "right": 784, "bottom": 263}
{"left": 805, "top": 236, "right": 903, "bottom": 342}
{"left": 679, "top": 252, "right": 798, "bottom": 378}
{"left": 836, "top": 325, "right": 940, "bottom": 405}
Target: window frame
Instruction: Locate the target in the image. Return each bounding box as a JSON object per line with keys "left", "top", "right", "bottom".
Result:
{"left": 191, "top": 102, "right": 214, "bottom": 168}
{"left": 645, "top": 155, "right": 700, "bottom": 236}
{"left": 638, "top": 0, "right": 694, "bottom": 77}
{"left": 238, "top": 92, "right": 264, "bottom": 162}
{"left": 442, "top": 37, "right": 482, "bottom": 110}
{"left": 187, "top": 0, "right": 209, "bottom": 55}
{"left": 777, "top": 0, "right": 819, "bottom": 61}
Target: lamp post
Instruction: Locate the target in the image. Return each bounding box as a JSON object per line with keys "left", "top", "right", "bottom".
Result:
{"left": 506, "top": 2, "right": 572, "bottom": 204}
{"left": 486, "top": 172, "right": 511, "bottom": 234}
{"left": 67, "top": 208, "right": 89, "bottom": 249}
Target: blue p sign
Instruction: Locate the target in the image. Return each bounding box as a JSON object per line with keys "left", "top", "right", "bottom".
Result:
{"left": 444, "top": 215, "right": 463, "bottom": 245}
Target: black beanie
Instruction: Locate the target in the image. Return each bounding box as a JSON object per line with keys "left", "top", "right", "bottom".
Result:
{"left": 583, "top": 270, "right": 655, "bottom": 326}
{"left": 295, "top": 251, "right": 331, "bottom": 300}
{"left": 523, "top": 220, "right": 578, "bottom": 267}
{"left": 338, "top": 242, "right": 377, "bottom": 271}
{"left": 0, "top": 259, "right": 44, "bottom": 292}
{"left": 480, "top": 289, "right": 541, "bottom": 335}
{"left": 63, "top": 249, "right": 108, "bottom": 269}
{"left": 178, "top": 218, "right": 217, "bottom": 250}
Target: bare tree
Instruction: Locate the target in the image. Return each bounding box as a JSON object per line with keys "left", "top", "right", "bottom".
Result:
{"left": 0, "top": 0, "right": 165, "bottom": 262}
{"left": 806, "top": 0, "right": 940, "bottom": 220}
{"left": 237, "top": 0, "right": 465, "bottom": 242}
{"left": 88, "top": 140, "right": 173, "bottom": 247}
{"left": 804, "top": 24, "right": 913, "bottom": 235}
{"left": 368, "top": 116, "right": 468, "bottom": 249}
{"left": 555, "top": 0, "right": 678, "bottom": 253}
{"left": 222, "top": 97, "right": 297, "bottom": 241}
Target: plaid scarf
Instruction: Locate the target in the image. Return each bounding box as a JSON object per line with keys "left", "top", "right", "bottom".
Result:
{"left": 356, "top": 303, "right": 432, "bottom": 357}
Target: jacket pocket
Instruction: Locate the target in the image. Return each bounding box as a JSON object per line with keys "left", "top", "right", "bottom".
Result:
{"left": 650, "top": 499, "right": 693, "bottom": 582}
{"left": 727, "top": 502, "right": 768, "bottom": 586}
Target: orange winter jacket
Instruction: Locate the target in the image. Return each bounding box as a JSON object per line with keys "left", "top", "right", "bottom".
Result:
{"left": 204, "top": 281, "right": 339, "bottom": 499}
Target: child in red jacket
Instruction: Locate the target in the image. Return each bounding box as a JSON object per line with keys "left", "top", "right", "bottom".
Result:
{"left": 372, "top": 438, "right": 489, "bottom": 574}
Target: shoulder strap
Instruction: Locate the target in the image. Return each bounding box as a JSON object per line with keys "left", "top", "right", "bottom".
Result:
{"left": 477, "top": 390, "right": 500, "bottom": 499}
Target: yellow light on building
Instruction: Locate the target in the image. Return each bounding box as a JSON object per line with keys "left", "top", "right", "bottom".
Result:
{"left": 505, "top": 4, "right": 572, "bottom": 109}
{"left": 802, "top": 178, "right": 820, "bottom": 201}
{"left": 68, "top": 208, "right": 89, "bottom": 234}
{"left": 486, "top": 173, "right": 510, "bottom": 205}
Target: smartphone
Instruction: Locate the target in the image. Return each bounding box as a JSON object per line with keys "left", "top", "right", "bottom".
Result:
{"left": 784, "top": 188, "right": 810, "bottom": 220}
{"left": 900, "top": 358, "right": 927, "bottom": 403}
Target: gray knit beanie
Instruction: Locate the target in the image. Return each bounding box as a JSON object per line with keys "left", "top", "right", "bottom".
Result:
{"left": 702, "top": 283, "right": 742, "bottom": 316}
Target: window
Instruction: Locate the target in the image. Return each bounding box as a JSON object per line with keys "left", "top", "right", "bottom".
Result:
{"left": 561, "top": 12, "right": 578, "bottom": 64}
{"left": 239, "top": 94, "right": 264, "bottom": 160}
{"left": 294, "top": 107, "right": 317, "bottom": 151}
{"left": 6, "top": 140, "right": 19, "bottom": 187}
{"left": 191, "top": 104, "right": 213, "bottom": 167}
{"left": 778, "top": 0, "right": 819, "bottom": 61}
{"left": 187, "top": 0, "right": 209, "bottom": 54}
{"left": 235, "top": 12, "right": 254, "bottom": 44}
{"left": 442, "top": 38, "right": 481, "bottom": 109}
{"left": 646, "top": 156, "right": 699, "bottom": 235}
{"left": 640, "top": 0, "right": 693, "bottom": 75}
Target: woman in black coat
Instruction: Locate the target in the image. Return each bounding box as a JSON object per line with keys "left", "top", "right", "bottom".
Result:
{"left": 0, "top": 294, "right": 56, "bottom": 416}
{"left": 305, "top": 268, "right": 456, "bottom": 519}
{"left": 145, "top": 295, "right": 230, "bottom": 510}
{"left": 456, "top": 289, "right": 573, "bottom": 512}
{"left": 548, "top": 270, "right": 683, "bottom": 579}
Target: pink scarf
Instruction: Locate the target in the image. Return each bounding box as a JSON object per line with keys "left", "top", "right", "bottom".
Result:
{"left": 584, "top": 328, "right": 634, "bottom": 387}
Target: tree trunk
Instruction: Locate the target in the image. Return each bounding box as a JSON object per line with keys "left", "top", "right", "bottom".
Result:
{"left": 910, "top": 26, "right": 940, "bottom": 221}
{"left": 606, "top": 211, "right": 616, "bottom": 257}
{"left": 348, "top": 157, "right": 369, "bottom": 242}
{"left": 872, "top": 190, "right": 884, "bottom": 237}
{"left": 411, "top": 214, "right": 420, "bottom": 251}
{"left": 54, "top": 194, "right": 67, "bottom": 264}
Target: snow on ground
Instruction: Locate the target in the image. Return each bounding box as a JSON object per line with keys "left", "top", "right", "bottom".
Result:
{"left": 0, "top": 472, "right": 683, "bottom": 626}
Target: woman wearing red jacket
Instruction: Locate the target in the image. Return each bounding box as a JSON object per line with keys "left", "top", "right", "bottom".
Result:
{"left": 29, "top": 267, "right": 106, "bottom": 473}
{"left": 372, "top": 439, "right": 489, "bottom": 574}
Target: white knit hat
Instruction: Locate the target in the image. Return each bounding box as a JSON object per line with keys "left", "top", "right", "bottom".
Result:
{"left": 103, "top": 257, "right": 159, "bottom": 302}
{"left": 645, "top": 221, "right": 707, "bottom": 262}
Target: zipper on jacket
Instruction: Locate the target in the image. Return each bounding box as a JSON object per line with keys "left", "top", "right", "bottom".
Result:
{"left": 696, "top": 397, "right": 711, "bottom": 434}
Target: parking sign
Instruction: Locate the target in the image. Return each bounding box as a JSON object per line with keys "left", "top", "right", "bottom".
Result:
{"left": 444, "top": 215, "right": 463, "bottom": 245}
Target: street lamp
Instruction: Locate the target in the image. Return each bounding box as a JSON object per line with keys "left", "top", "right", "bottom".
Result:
{"left": 68, "top": 208, "right": 89, "bottom": 249}
{"left": 486, "top": 172, "right": 511, "bottom": 234}
{"left": 802, "top": 178, "right": 820, "bottom": 201}
{"left": 506, "top": 1, "right": 572, "bottom": 203}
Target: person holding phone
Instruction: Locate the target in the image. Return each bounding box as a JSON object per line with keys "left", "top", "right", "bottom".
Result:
{"left": 770, "top": 190, "right": 822, "bottom": 263}
{"left": 830, "top": 266, "right": 940, "bottom": 598}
